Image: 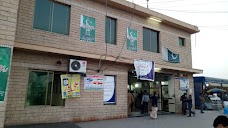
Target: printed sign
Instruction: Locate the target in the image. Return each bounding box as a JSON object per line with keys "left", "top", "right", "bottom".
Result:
{"left": 134, "top": 60, "right": 155, "bottom": 81}
{"left": 80, "top": 15, "right": 96, "bottom": 42}
{"left": 103, "top": 76, "right": 116, "bottom": 104}
{"left": 126, "top": 28, "right": 138, "bottom": 51}
{"left": 179, "top": 78, "right": 189, "bottom": 91}
{"left": 0, "top": 46, "right": 11, "bottom": 101}
{"left": 61, "top": 74, "right": 80, "bottom": 99}
{"left": 84, "top": 75, "right": 104, "bottom": 90}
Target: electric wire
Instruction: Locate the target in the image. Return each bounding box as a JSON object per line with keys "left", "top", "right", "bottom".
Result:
{"left": 126, "top": 0, "right": 188, "bottom": 4}
{"left": 159, "top": 1, "right": 228, "bottom": 8}
{"left": 101, "top": 3, "right": 136, "bottom": 71}
{"left": 149, "top": 8, "right": 228, "bottom": 13}
{"left": 97, "top": 0, "right": 108, "bottom": 72}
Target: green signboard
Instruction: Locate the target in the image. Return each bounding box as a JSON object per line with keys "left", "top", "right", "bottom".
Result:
{"left": 80, "top": 15, "right": 96, "bottom": 42}
{"left": 0, "top": 46, "right": 11, "bottom": 101}
{"left": 126, "top": 28, "right": 138, "bottom": 51}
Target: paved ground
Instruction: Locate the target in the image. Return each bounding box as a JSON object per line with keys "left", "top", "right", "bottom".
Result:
{"left": 6, "top": 110, "right": 228, "bottom": 128}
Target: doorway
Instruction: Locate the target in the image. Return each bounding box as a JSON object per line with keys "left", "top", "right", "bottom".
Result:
{"left": 161, "top": 84, "right": 169, "bottom": 111}
{"left": 128, "top": 71, "right": 176, "bottom": 116}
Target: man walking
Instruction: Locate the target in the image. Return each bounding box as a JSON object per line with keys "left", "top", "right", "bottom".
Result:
{"left": 199, "top": 93, "right": 206, "bottom": 113}
{"left": 187, "top": 95, "right": 195, "bottom": 117}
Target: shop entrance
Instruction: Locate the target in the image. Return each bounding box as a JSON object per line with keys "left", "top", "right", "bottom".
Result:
{"left": 128, "top": 71, "right": 176, "bottom": 116}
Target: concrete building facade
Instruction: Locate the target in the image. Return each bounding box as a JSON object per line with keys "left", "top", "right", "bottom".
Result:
{"left": 0, "top": 0, "right": 202, "bottom": 127}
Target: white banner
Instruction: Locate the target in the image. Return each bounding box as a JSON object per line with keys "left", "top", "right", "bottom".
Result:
{"left": 180, "top": 78, "right": 189, "bottom": 90}
{"left": 103, "top": 76, "right": 116, "bottom": 104}
{"left": 84, "top": 75, "right": 104, "bottom": 90}
{"left": 134, "top": 60, "right": 155, "bottom": 81}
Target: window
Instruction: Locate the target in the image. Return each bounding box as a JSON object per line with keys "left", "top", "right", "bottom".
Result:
{"left": 179, "top": 37, "right": 185, "bottom": 46}
{"left": 105, "top": 17, "right": 117, "bottom": 45}
{"left": 33, "top": 0, "right": 70, "bottom": 35}
{"left": 26, "top": 70, "right": 65, "bottom": 106}
{"left": 143, "top": 28, "right": 159, "bottom": 53}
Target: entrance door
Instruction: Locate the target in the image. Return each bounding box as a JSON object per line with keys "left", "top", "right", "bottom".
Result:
{"left": 168, "top": 75, "right": 175, "bottom": 112}
{"left": 161, "top": 85, "right": 169, "bottom": 111}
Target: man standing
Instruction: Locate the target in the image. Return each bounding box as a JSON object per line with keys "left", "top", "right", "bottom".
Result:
{"left": 180, "top": 93, "right": 187, "bottom": 115}
{"left": 128, "top": 90, "right": 134, "bottom": 116}
{"left": 141, "top": 90, "right": 149, "bottom": 114}
{"left": 199, "top": 93, "right": 206, "bottom": 113}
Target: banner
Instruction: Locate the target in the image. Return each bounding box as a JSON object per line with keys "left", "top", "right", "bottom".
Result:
{"left": 162, "top": 45, "right": 180, "bottom": 63}
{"left": 0, "top": 46, "right": 11, "bottom": 101}
{"left": 80, "top": 15, "right": 96, "bottom": 42}
{"left": 103, "top": 76, "right": 116, "bottom": 104}
{"left": 134, "top": 60, "right": 155, "bottom": 81}
{"left": 61, "top": 74, "right": 80, "bottom": 99}
{"left": 179, "top": 78, "right": 189, "bottom": 91}
{"left": 126, "top": 28, "right": 138, "bottom": 51}
{"left": 84, "top": 75, "right": 104, "bottom": 90}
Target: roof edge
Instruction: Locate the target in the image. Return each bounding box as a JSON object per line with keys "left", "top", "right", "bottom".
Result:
{"left": 95, "top": 0, "right": 199, "bottom": 34}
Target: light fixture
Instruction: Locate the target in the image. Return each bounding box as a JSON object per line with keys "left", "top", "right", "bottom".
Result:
{"left": 149, "top": 17, "right": 161, "bottom": 22}
{"left": 206, "top": 83, "right": 209, "bottom": 87}
{"left": 154, "top": 68, "right": 161, "bottom": 72}
{"left": 135, "top": 83, "right": 139, "bottom": 88}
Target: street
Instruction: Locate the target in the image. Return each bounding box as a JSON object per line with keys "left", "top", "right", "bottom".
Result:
{"left": 77, "top": 110, "right": 224, "bottom": 128}
{"left": 6, "top": 110, "right": 227, "bottom": 128}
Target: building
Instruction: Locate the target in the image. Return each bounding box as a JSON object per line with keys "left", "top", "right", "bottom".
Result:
{"left": 193, "top": 76, "right": 228, "bottom": 108}
{"left": 0, "top": 0, "right": 202, "bottom": 127}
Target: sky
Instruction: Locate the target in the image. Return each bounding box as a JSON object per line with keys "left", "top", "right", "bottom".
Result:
{"left": 126, "top": 0, "right": 228, "bottom": 79}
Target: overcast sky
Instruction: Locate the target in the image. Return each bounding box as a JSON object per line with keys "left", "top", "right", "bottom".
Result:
{"left": 126, "top": 0, "right": 228, "bottom": 79}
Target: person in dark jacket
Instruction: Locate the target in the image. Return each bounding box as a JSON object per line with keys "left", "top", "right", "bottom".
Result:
{"left": 186, "top": 95, "right": 195, "bottom": 117}
{"left": 151, "top": 92, "right": 158, "bottom": 107}
{"left": 150, "top": 92, "right": 158, "bottom": 119}
{"left": 180, "top": 93, "right": 187, "bottom": 115}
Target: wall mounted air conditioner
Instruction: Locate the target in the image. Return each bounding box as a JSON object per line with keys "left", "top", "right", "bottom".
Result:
{"left": 69, "top": 59, "right": 87, "bottom": 73}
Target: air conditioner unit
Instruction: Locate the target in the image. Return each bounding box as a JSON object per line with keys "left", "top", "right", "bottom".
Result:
{"left": 69, "top": 59, "right": 87, "bottom": 73}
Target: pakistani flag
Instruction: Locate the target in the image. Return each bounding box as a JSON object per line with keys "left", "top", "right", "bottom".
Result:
{"left": 162, "top": 45, "right": 180, "bottom": 63}
{"left": 80, "top": 15, "right": 96, "bottom": 42}
{"left": 126, "top": 28, "right": 138, "bottom": 51}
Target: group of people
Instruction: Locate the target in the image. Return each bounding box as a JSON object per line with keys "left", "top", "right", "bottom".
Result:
{"left": 128, "top": 90, "right": 158, "bottom": 119}
{"left": 180, "top": 93, "right": 195, "bottom": 117}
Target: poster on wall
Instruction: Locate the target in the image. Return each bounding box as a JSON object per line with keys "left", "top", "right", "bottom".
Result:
{"left": 103, "top": 76, "right": 116, "bottom": 105}
{"left": 84, "top": 75, "right": 104, "bottom": 90}
{"left": 0, "top": 45, "right": 12, "bottom": 101}
{"left": 80, "top": 15, "right": 96, "bottom": 42}
{"left": 134, "top": 60, "right": 155, "bottom": 81}
{"left": 60, "top": 74, "right": 81, "bottom": 99}
{"left": 126, "top": 27, "right": 138, "bottom": 51}
{"left": 179, "top": 78, "right": 189, "bottom": 91}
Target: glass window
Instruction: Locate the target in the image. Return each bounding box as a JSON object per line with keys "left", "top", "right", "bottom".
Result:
{"left": 105, "top": 17, "right": 116, "bottom": 45}
{"left": 26, "top": 70, "right": 65, "bottom": 106}
{"left": 179, "top": 37, "right": 185, "bottom": 46}
{"left": 33, "top": 0, "right": 70, "bottom": 35}
{"left": 143, "top": 28, "right": 151, "bottom": 51}
{"left": 52, "top": 2, "right": 70, "bottom": 35}
{"left": 33, "top": 0, "right": 52, "bottom": 31}
{"left": 143, "top": 27, "right": 159, "bottom": 53}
